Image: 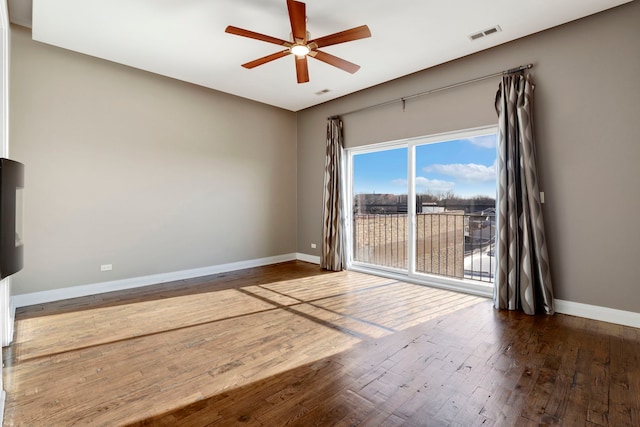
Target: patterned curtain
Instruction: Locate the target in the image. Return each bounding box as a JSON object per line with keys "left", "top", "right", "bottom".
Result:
{"left": 494, "top": 73, "right": 554, "bottom": 315}
{"left": 321, "top": 117, "right": 345, "bottom": 271}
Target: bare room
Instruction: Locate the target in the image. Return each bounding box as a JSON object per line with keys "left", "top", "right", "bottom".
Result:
{"left": 0, "top": 0, "right": 638, "bottom": 425}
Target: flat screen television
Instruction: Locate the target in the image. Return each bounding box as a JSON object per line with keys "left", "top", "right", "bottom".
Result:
{"left": 0, "top": 158, "right": 24, "bottom": 279}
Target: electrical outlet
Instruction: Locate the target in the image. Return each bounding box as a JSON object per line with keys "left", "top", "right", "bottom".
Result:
{"left": 310, "top": 243, "right": 317, "bottom": 249}
{"left": 100, "top": 264, "right": 112, "bottom": 271}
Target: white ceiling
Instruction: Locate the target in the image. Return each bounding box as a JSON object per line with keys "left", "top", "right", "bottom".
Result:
{"left": 8, "top": 0, "right": 633, "bottom": 111}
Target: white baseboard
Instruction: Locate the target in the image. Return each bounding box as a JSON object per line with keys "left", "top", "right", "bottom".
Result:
{"left": 11, "top": 256, "right": 639, "bottom": 330}
{"left": 12, "top": 253, "right": 299, "bottom": 308}
{"left": 0, "top": 390, "right": 5, "bottom": 427}
{"left": 555, "top": 299, "right": 640, "bottom": 329}
{"left": 7, "top": 299, "right": 14, "bottom": 344}
{"left": 1, "top": 277, "right": 12, "bottom": 346}
{"left": 296, "top": 253, "right": 321, "bottom": 265}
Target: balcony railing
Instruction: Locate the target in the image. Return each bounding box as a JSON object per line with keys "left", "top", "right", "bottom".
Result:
{"left": 353, "top": 212, "right": 495, "bottom": 283}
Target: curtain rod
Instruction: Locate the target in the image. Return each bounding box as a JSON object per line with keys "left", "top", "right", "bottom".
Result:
{"left": 329, "top": 63, "right": 533, "bottom": 119}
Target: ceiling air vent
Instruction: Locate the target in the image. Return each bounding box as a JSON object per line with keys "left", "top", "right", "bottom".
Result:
{"left": 469, "top": 25, "right": 502, "bottom": 41}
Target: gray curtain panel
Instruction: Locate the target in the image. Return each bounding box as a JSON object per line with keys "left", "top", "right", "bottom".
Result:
{"left": 321, "top": 117, "right": 345, "bottom": 271}
{"left": 494, "top": 74, "right": 554, "bottom": 315}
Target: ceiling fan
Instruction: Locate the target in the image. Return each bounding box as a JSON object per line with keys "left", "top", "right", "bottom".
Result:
{"left": 225, "top": 0, "right": 371, "bottom": 84}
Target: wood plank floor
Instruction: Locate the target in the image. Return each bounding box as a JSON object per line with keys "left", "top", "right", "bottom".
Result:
{"left": 3, "top": 261, "right": 639, "bottom": 426}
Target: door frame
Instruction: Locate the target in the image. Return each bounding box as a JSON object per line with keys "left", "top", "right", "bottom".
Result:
{"left": 344, "top": 125, "right": 498, "bottom": 297}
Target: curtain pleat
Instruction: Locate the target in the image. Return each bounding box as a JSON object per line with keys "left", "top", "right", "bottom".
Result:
{"left": 321, "top": 118, "right": 345, "bottom": 271}
{"left": 494, "top": 74, "right": 554, "bottom": 315}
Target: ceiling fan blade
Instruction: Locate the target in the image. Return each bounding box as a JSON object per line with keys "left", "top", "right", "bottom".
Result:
{"left": 309, "top": 25, "right": 371, "bottom": 49}
{"left": 242, "top": 50, "right": 291, "bottom": 69}
{"left": 225, "top": 26, "right": 291, "bottom": 47}
{"left": 295, "top": 55, "right": 309, "bottom": 83}
{"left": 287, "top": 0, "right": 307, "bottom": 42}
{"left": 310, "top": 50, "right": 360, "bottom": 74}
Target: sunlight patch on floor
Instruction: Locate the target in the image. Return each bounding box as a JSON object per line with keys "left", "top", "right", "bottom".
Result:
{"left": 5, "top": 269, "right": 486, "bottom": 425}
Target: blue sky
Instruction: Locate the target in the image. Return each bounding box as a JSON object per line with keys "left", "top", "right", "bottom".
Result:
{"left": 353, "top": 134, "right": 497, "bottom": 198}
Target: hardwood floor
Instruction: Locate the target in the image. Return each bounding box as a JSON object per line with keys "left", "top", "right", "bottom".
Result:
{"left": 3, "top": 261, "right": 639, "bottom": 426}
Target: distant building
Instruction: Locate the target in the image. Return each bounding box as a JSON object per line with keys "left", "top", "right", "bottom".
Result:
{"left": 354, "top": 193, "right": 495, "bottom": 215}
{"left": 421, "top": 202, "right": 445, "bottom": 214}
{"left": 353, "top": 194, "right": 408, "bottom": 214}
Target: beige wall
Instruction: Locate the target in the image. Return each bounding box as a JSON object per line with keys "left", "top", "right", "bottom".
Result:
{"left": 10, "top": 26, "right": 297, "bottom": 295}
{"left": 8, "top": 2, "right": 640, "bottom": 314}
{"left": 297, "top": 2, "right": 640, "bottom": 313}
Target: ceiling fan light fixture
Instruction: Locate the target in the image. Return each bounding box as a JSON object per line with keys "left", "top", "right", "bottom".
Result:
{"left": 225, "top": 0, "right": 371, "bottom": 83}
{"left": 290, "top": 44, "right": 310, "bottom": 57}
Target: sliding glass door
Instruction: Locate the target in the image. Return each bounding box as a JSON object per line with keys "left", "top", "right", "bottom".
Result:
{"left": 347, "top": 126, "right": 497, "bottom": 294}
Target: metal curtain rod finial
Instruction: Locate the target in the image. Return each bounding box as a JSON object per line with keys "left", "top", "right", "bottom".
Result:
{"left": 503, "top": 64, "right": 533, "bottom": 75}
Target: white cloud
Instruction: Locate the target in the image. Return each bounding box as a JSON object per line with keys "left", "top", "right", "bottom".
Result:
{"left": 416, "top": 177, "right": 456, "bottom": 192}
{"left": 393, "top": 177, "right": 456, "bottom": 192}
{"left": 464, "top": 135, "right": 497, "bottom": 149}
{"left": 423, "top": 160, "right": 496, "bottom": 183}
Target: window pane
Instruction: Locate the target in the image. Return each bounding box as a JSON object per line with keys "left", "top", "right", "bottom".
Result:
{"left": 352, "top": 147, "right": 408, "bottom": 270}
{"left": 414, "top": 135, "right": 496, "bottom": 283}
